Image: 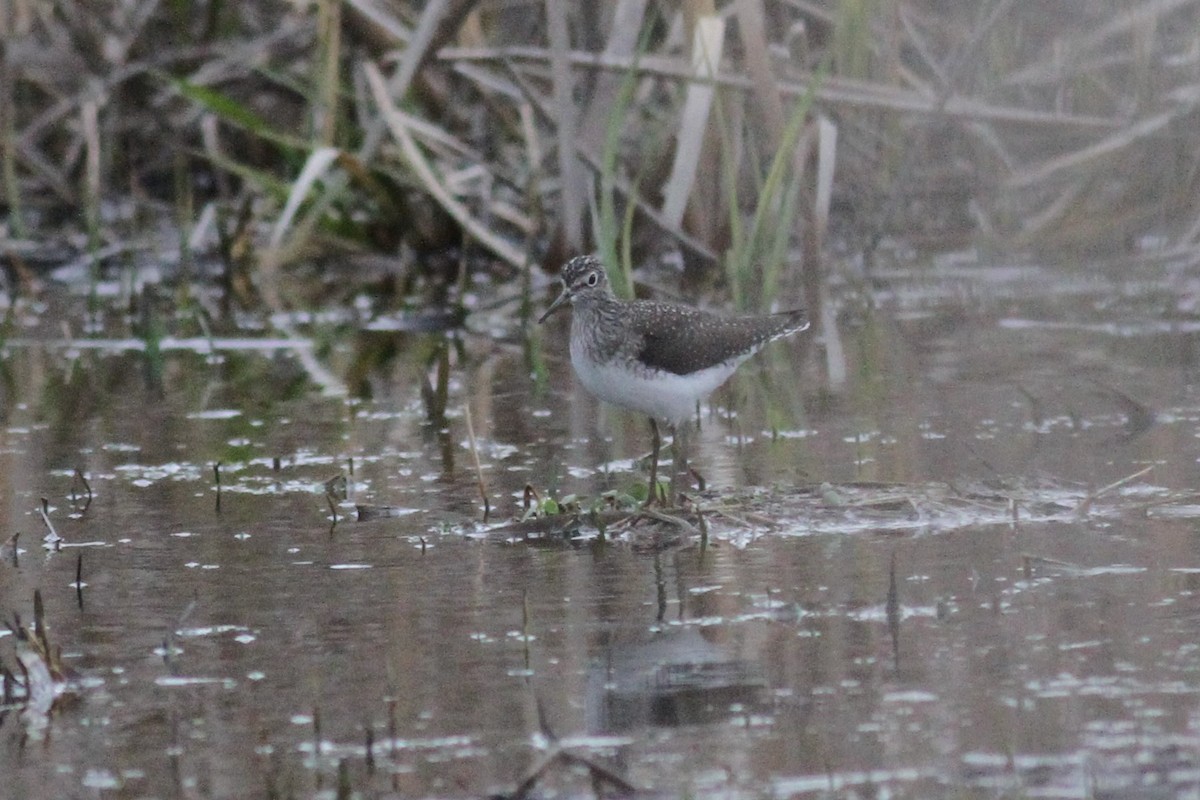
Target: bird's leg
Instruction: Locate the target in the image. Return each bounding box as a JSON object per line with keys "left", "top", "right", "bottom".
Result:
{"left": 669, "top": 422, "right": 691, "bottom": 506}
{"left": 644, "top": 418, "right": 662, "bottom": 507}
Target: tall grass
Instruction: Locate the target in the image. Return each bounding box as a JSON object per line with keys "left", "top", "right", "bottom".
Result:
{"left": 596, "top": 19, "right": 656, "bottom": 299}
{"left": 2, "top": 0, "right": 1199, "bottom": 317}
{"left": 721, "top": 78, "right": 821, "bottom": 311}
{"left": 1, "top": 67, "right": 25, "bottom": 240}
{"left": 832, "top": 0, "right": 874, "bottom": 78}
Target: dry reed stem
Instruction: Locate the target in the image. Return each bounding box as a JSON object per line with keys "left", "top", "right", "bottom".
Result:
{"left": 545, "top": 0, "right": 584, "bottom": 250}
{"left": 11, "top": 0, "right": 1200, "bottom": 267}
{"left": 364, "top": 63, "right": 525, "bottom": 267}
{"left": 343, "top": 0, "right": 412, "bottom": 42}
{"left": 314, "top": 0, "right": 342, "bottom": 146}
{"left": 575, "top": 145, "right": 719, "bottom": 263}
{"left": 576, "top": 0, "right": 650, "bottom": 156}
{"left": 437, "top": 45, "right": 1120, "bottom": 129}
{"left": 1004, "top": 0, "right": 1200, "bottom": 87}
{"left": 81, "top": 100, "right": 100, "bottom": 216}
{"left": 268, "top": 147, "right": 341, "bottom": 256}
{"left": 1014, "top": 181, "right": 1089, "bottom": 239}
{"left": 736, "top": 0, "right": 787, "bottom": 149}
{"left": 661, "top": 14, "right": 725, "bottom": 228}
{"left": 470, "top": 52, "right": 717, "bottom": 262}
{"left": 813, "top": 116, "right": 837, "bottom": 236}
{"left": 269, "top": 1, "right": 467, "bottom": 278}
{"left": 1006, "top": 106, "right": 1187, "bottom": 189}
{"left": 358, "top": 0, "right": 461, "bottom": 161}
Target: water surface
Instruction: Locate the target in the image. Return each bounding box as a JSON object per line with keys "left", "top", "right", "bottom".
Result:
{"left": 3, "top": 260, "right": 1200, "bottom": 798}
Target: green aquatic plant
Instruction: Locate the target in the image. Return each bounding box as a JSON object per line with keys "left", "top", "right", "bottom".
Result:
{"left": 721, "top": 72, "right": 822, "bottom": 311}
{"left": 134, "top": 285, "right": 166, "bottom": 391}
{"left": 596, "top": 18, "right": 657, "bottom": 299}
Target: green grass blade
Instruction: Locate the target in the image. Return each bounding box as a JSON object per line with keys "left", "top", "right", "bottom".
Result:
{"left": 731, "top": 66, "right": 825, "bottom": 309}
{"left": 598, "top": 20, "right": 656, "bottom": 298}
{"left": 167, "top": 74, "right": 309, "bottom": 152}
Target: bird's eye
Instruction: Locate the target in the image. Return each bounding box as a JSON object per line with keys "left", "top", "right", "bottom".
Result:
{"left": 586, "top": 272, "right": 598, "bottom": 287}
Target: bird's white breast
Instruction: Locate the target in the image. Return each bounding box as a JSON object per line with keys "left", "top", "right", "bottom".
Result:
{"left": 569, "top": 335, "right": 738, "bottom": 424}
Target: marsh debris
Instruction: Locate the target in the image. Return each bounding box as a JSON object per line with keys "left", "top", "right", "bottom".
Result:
{"left": 479, "top": 473, "right": 1186, "bottom": 547}
{"left": 1, "top": 591, "right": 80, "bottom": 735}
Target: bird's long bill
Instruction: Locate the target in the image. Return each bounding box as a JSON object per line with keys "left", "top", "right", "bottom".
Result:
{"left": 537, "top": 288, "right": 570, "bottom": 324}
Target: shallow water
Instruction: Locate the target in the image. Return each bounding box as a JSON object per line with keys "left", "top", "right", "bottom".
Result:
{"left": 4, "top": 259, "right": 1200, "bottom": 798}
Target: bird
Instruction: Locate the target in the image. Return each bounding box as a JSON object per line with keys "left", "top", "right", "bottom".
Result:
{"left": 539, "top": 254, "right": 809, "bottom": 505}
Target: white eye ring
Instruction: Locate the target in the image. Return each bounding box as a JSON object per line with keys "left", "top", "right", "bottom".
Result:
{"left": 586, "top": 272, "right": 598, "bottom": 287}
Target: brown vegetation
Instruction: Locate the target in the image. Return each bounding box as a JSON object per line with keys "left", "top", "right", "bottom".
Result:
{"left": 3, "top": 0, "right": 1199, "bottom": 311}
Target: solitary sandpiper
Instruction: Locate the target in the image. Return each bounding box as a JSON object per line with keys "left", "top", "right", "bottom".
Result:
{"left": 539, "top": 254, "right": 809, "bottom": 505}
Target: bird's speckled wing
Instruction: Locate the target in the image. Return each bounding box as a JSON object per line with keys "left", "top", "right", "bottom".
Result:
{"left": 629, "top": 303, "right": 806, "bottom": 376}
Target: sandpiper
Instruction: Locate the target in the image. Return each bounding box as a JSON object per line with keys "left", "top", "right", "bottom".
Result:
{"left": 539, "top": 254, "right": 809, "bottom": 505}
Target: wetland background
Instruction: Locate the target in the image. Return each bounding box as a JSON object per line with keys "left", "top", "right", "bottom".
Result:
{"left": 6, "top": 1, "right": 1200, "bottom": 798}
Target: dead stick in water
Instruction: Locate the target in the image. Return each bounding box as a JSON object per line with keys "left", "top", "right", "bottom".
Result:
{"left": 38, "top": 499, "right": 60, "bottom": 543}
{"left": 75, "top": 553, "right": 84, "bottom": 609}
{"left": 463, "top": 402, "right": 490, "bottom": 521}
{"left": 1073, "top": 464, "right": 1154, "bottom": 517}
{"left": 213, "top": 462, "right": 222, "bottom": 514}
{"left": 71, "top": 468, "right": 93, "bottom": 508}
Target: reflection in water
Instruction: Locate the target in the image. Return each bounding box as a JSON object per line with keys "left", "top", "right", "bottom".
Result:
{"left": 886, "top": 551, "right": 901, "bottom": 671}
{"left": 4, "top": 265, "right": 1200, "bottom": 796}
{"left": 589, "top": 554, "right": 769, "bottom": 734}
{"left": 589, "top": 627, "right": 767, "bottom": 732}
